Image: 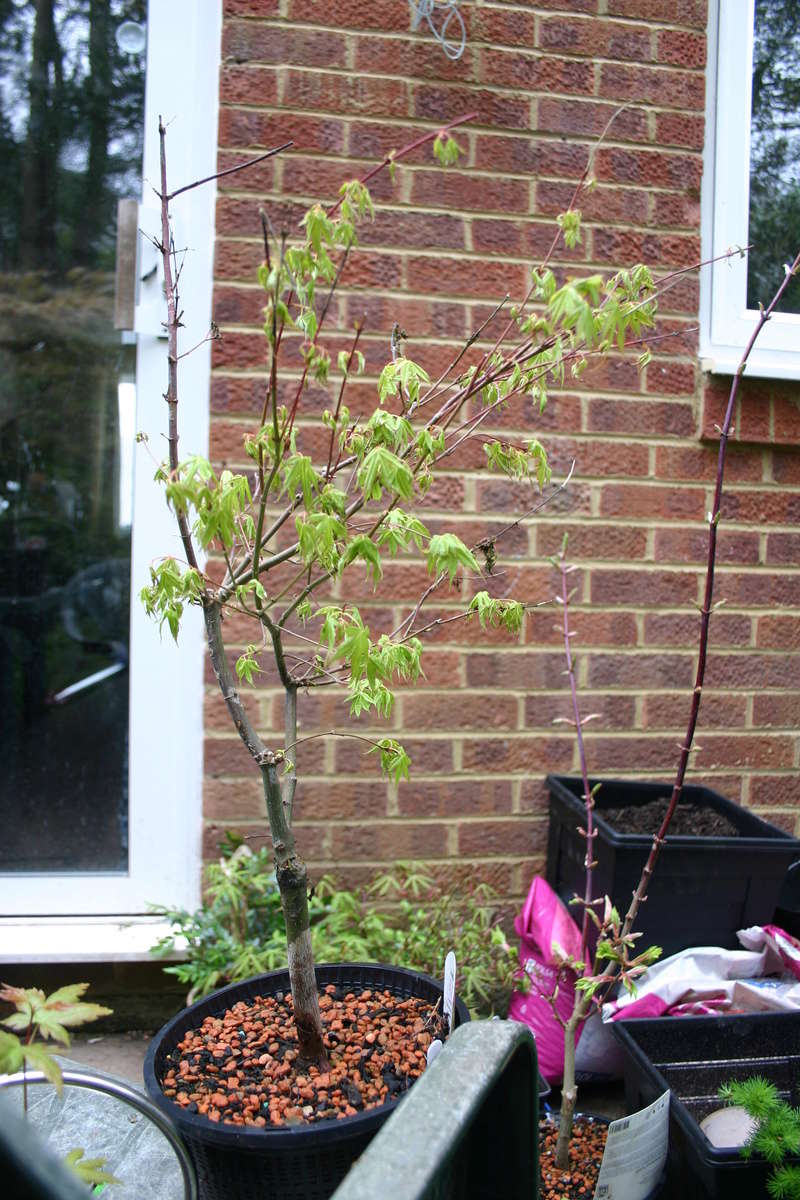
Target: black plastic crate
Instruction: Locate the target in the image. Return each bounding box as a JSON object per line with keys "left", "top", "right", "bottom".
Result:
{"left": 613, "top": 1012, "right": 800, "bottom": 1200}
{"left": 545, "top": 775, "right": 800, "bottom": 957}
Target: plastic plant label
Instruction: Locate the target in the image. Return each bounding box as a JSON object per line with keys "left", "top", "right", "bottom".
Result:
{"left": 443, "top": 950, "right": 456, "bottom": 1034}
{"left": 426, "top": 1038, "right": 443, "bottom": 1066}
{"left": 593, "top": 1090, "right": 670, "bottom": 1200}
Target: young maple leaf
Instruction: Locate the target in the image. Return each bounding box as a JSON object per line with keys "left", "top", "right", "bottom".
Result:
{"left": 0, "top": 982, "right": 112, "bottom": 1046}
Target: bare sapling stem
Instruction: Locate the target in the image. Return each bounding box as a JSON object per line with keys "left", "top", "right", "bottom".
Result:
{"left": 155, "top": 121, "right": 328, "bottom": 1066}
{"left": 619, "top": 244, "right": 800, "bottom": 945}
{"left": 558, "top": 554, "right": 596, "bottom": 963}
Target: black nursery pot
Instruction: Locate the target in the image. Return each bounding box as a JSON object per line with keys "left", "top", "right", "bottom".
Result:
{"left": 545, "top": 775, "right": 800, "bottom": 957}
{"left": 613, "top": 1011, "right": 800, "bottom": 1200}
{"left": 144, "top": 962, "right": 470, "bottom": 1200}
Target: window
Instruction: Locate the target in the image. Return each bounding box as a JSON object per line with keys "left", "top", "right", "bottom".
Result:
{"left": 701, "top": 0, "right": 800, "bottom": 379}
{"left": 0, "top": 0, "right": 220, "bottom": 952}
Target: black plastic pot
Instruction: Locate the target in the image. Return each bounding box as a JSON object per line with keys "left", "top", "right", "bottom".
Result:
{"left": 612, "top": 1011, "right": 800, "bottom": 1199}
{"left": 545, "top": 775, "right": 800, "bottom": 957}
{"left": 144, "top": 962, "right": 469, "bottom": 1200}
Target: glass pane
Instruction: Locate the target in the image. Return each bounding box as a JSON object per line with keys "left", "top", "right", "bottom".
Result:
{"left": 0, "top": 1, "right": 146, "bottom": 873}
{"left": 747, "top": 0, "right": 800, "bottom": 313}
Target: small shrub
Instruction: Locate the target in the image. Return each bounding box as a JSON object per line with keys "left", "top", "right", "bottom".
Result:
{"left": 719, "top": 1077, "right": 800, "bottom": 1199}
{"left": 152, "top": 851, "right": 515, "bottom": 1017}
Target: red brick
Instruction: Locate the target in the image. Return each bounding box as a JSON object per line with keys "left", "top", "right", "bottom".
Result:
{"left": 537, "top": 521, "right": 648, "bottom": 561}
{"left": 334, "top": 735, "right": 454, "bottom": 775}
{"left": 705, "top": 653, "right": 800, "bottom": 689}
{"left": 756, "top": 616, "right": 800, "bottom": 651}
{"left": 224, "top": 0, "right": 279, "bottom": 14}
{"left": 411, "top": 169, "right": 529, "bottom": 214}
{"left": 481, "top": 48, "right": 595, "bottom": 96}
{"left": 772, "top": 391, "right": 800, "bottom": 445}
{"left": 587, "top": 652, "right": 695, "bottom": 689}
{"left": 406, "top": 254, "right": 527, "bottom": 299}
{"left": 645, "top": 359, "right": 696, "bottom": 396}
{"left": 465, "top": 651, "right": 569, "bottom": 690}
{"left": 287, "top": 0, "right": 408, "bottom": 31}
{"left": 538, "top": 17, "right": 653, "bottom": 63}
{"left": 752, "top": 694, "right": 800, "bottom": 728}
{"left": 592, "top": 228, "right": 699, "bottom": 268}
{"left": 526, "top": 609, "right": 640, "bottom": 648}
{"left": 536, "top": 181, "right": 650, "bottom": 226}
{"left": 284, "top": 70, "right": 410, "bottom": 118}
{"left": 658, "top": 28, "right": 706, "bottom": 69}
{"left": 470, "top": 7, "right": 536, "bottom": 47}
{"left": 581, "top": 735, "right": 676, "bottom": 771}
{"left": 698, "top": 735, "right": 796, "bottom": 770}
{"left": 642, "top": 691, "right": 748, "bottom": 730}
{"left": 644, "top": 611, "right": 752, "bottom": 648}
{"left": 655, "top": 444, "right": 762, "bottom": 484}
{"left": 223, "top": 20, "right": 347, "bottom": 67}
{"left": 413, "top": 82, "right": 531, "bottom": 130}
{"left": 586, "top": 397, "right": 695, "bottom": 437}
{"left": 524, "top": 691, "right": 637, "bottom": 731}
{"left": 219, "top": 68, "right": 280, "bottom": 111}
{"left": 458, "top": 818, "right": 548, "bottom": 857}
{"left": 462, "top": 736, "right": 574, "bottom": 773}
{"left": 599, "top": 482, "right": 705, "bottom": 521}
{"left": 397, "top": 778, "right": 514, "bottom": 818}
{"left": 598, "top": 62, "right": 705, "bottom": 111}
{"left": 401, "top": 692, "right": 518, "bottom": 731}
{"left": 652, "top": 190, "right": 701, "bottom": 229}
{"left": 654, "top": 527, "right": 760, "bottom": 566}
{"left": 750, "top": 774, "right": 800, "bottom": 808}
{"left": 722, "top": 489, "right": 800, "bottom": 526}
{"left": 594, "top": 146, "right": 702, "bottom": 191}
{"left": 715, "top": 571, "right": 800, "bottom": 608}
{"left": 605, "top": 0, "right": 705, "bottom": 26}
{"left": 655, "top": 110, "right": 705, "bottom": 151}
{"left": 538, "top": 98, "right": 649, "bottom": 143}
{"left": 591, "top": 568, "right": 699, "bottom": 605}
{"left": 352, "top": 34, "right": 476, "bottom": 83}
{"left": 329, "top": 820, "right": 449, "bottom": 860}
{"left": 772, "top": 449, "right": 800, "bottom": 485}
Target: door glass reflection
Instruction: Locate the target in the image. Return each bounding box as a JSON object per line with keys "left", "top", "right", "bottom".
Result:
{"left": 0, "top": 1, "right": 146, "bottom": 873}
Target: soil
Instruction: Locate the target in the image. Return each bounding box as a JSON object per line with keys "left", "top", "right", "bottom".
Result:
{"left": 158, "top": 983, "right": 444, "bottom": 1128}
{"left": 538, "top": 1114, "right": 608, "bottom": 1200}
{"left": 600, "top": 797, "right": 742, "bottom": 837}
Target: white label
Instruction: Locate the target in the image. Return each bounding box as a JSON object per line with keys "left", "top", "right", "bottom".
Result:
{"left": 426, "top": 1038, "right": 443, "bottom": 1065}
{"left": 443, "top": 950, "right": 456, "bottom": 1033}
{"left": 593, "top": 1090, "right": 670, "bottom": 1200}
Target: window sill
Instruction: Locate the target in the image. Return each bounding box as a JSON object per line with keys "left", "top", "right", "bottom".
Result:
{"left": 700, "top": 350, "right": 800, "bottom": 384}
{"left": 0, "top": 917, "right": 186, "bottom": 964}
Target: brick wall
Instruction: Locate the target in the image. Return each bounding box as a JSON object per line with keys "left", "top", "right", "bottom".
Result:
{"left": 206, "top": 0, "right": 800, "bottom": 908}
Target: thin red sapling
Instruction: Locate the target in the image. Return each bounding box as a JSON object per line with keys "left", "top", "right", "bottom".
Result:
{"left": 544, "top": 245, "right": 800, "bottom": 1170}
{"left": 141, "top": 113, "right": 666, "bottom": 1070}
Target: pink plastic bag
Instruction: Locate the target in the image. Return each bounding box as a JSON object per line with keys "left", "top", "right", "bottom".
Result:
{"left": 507, "top": 876, "right": 585, "bottom": 1083}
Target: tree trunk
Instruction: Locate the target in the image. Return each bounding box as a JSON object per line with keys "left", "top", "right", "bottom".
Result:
{"left": 21, "top": 0, "right": 61, "bottom": 269}
{"left": 203, "top": 602, "right": 327, "bottom": 1065}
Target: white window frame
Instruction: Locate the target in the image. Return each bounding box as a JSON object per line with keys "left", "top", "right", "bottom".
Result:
{"left": 700, "top": 0, "right": 800, "bottom": 380}
{"left": 0, "top": 0, "right": 220, "bottom": 950}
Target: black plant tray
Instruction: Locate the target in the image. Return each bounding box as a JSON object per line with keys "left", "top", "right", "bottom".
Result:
{"left": 144, "top": 963, "right": 469, "bottom": 1200}
{"left": 613, "top": 1012, "right": 800, "bottom": 1199}
{"left": 545, "top": 775, "right": 800, "bottom": 957}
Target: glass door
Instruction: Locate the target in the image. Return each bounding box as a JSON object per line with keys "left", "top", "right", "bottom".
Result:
{"left": 0, "top": 0, "right": 219, "bottom": 918}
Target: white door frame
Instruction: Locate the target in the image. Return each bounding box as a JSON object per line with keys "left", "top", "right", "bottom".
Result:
{"left": 1, "top": 0, "right": 220, "bottom": 938}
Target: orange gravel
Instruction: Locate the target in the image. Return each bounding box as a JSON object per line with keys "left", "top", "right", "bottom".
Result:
{"left": 159, "top": 983, "right": 444, "bottom": 1128}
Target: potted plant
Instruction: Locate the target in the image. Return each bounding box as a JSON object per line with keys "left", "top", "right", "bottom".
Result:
{"left": 613, "top": 1013, "right": 800, "bottom": 1199}
{"left": 138, "top": 106, "right": 665, "bottom": 1198}
{"left": 526, "top": 245, "right": 800, "bottom": 1199}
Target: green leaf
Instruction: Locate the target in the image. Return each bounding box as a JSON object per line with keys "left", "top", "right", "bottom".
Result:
{"left": 0, "top": 1029, "right": 23, "bottom": 1074}
{"left": 556, "top": 209, "right": 582, "bottom": 249}
{"left": 282, "top": 450, "right": 321, "bottom": 510}
{"left": 375, "top": 509, "right": 429, "bottom": 556}
{"left": 432, "top": 132, "right": 464, "bottom": 167}
{"left": 370, "top": 738, "right": 411, "bottom": 783}
{"left": 340, "top": 535, "right": 383, "bottom": 584}
{"left": 468, "top": 592, "right": 524, "bottom": 633}
{"left": 64, "top": 1149, "right": 121, "bottom": 1188}
{"left": 22, "top": 1042, "right": 65, "bottom": 1092}
{"left": 426, "top": 533, "right": 480, "bottom": 583}
{"left": 357, "top": 446, "right": 414, "bottom": 502}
